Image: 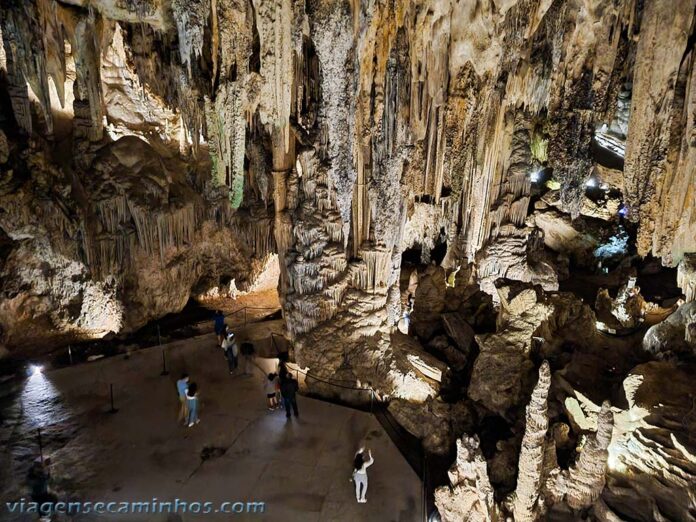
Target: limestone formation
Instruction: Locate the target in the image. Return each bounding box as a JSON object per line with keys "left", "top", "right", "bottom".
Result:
{"left": 643, "top": 301, "right": 696, "bottom": 358}
{"left": 469, "top": 286, "right": 552, "bottom": 416}
{"left": 511, "top": 361, "right": 551, "bottom": 522}
{"left": 544, "top": 402, "right": 614, "bottom": 510}
{"left": 678, "top": 254, "right": 696, "bottom": 302}
{"left": 434, "top": 435, "right": 500, "bottom": 522}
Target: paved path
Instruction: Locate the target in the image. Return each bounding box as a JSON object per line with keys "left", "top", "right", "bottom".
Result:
{"left": 0, "top": 331, "right": 421, "bottom": 521}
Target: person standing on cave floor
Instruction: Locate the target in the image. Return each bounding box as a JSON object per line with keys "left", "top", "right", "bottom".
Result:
{"left": 213, "top": 310, "right": 226, "bottom": 346}
{"left": 240, "top": 341, "right": 256, "bottom": 375}
{"left": 186, "top": 382, "right": 200, "bottom": 427}
{"left": 280, "top": 372, "right": 299, "bottom": 419}
{"left": 352, "top": 447, "right": 374, "bottom": 503}
{"left": 176, "top": 373, "right": 190, "bottom": 424}
{"left": 222, "top": 331, "right": 239, "bottom": 374}
{"left": 264, "top": 372, "right": 279, "bottom": 410}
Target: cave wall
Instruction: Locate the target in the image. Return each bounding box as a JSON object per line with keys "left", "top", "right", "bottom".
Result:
{"left": 1, "top": 0, "right": 695, "bottom": 369}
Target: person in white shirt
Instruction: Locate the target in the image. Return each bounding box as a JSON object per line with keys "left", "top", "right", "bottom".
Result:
{"left": 352, "top": 447, "right": 374, "bottom": 503}
{"left": 221, "top": 332, "right": 238, "bottom": 374}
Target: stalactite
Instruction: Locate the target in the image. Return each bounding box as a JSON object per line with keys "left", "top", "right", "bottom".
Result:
{"left": 72, "top": 10, "right": 105, "bottom": 142}
{"left": 172, "top": 0, "right": 210, "bottom": 77}
{"left": 205, "top": 82, "right": 246, "bottom": 207}
{"left": 0, "top": 1, "right": 53, "bottom": 135}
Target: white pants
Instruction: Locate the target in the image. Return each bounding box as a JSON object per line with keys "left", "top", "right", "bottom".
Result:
{"left": 354, "top": 473, "right": 368, "bottom": 501}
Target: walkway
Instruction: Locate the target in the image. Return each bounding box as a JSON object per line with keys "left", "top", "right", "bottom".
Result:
{"left": 0, "top": 330, "right": 421, "bottom": 521}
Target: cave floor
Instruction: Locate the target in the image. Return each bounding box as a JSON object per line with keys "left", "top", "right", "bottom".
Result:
{"left": 0, "top": 332, "right": 421, "bottom": 521}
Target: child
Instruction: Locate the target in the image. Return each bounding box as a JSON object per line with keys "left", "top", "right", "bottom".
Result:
{"left": 264, "top": 373, "right": 279, "bottom": 410}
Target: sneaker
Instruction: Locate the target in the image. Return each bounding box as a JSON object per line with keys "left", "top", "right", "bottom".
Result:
{"left": 188, "top": 423, "right": 194, "bottom": 428}
{"left": 195, "top": 419, "right": 200, "bottom": 424}
{"left": 360, "top": 498, "right": 367, "bottom": 503}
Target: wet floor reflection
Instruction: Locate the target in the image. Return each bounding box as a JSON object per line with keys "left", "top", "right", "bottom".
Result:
{"left": 20, "top": 370, "right": 70, "bottom": 429}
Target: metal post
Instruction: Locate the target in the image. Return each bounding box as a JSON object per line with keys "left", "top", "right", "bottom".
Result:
{"left": 108, "top": 384, "right": 118, "bottom": 414}
{"left": 157, "top": 323, "right": 162, "bottom": 346}
{"left": 160, "top": 349, "right": 169, "bottom": 376}
{"left": 244, "top": 308, "right": 247, "bottom": 326}
{"left": 68, "top": 345, "right": 73, "bottom": 365}
{"left": 37, "top": 428, "right": 44, "bottom": 465}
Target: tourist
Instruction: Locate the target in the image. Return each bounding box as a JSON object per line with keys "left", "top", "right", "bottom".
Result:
{"left": 222, "top": 331, "right": 238, "bottom": 374}
{"left": 213, "top": 310, "right": 226, "bottom": 346}
{"left": 186, "top": 382, "right": 200, "bottom": 427}
{"left": 280, "top": 373, "right": 299, "bottom": 418}
{"left": 264, "top": 373, "right": 279, "bottom": 410}
{"left": 240, "top": 341, "right": 255, "bottom": 375}
{"left": 176, "top": 373, "right": 189, "bottom": 423}
{"left": 352, "top": 447, "right": 374, "bottom": 503}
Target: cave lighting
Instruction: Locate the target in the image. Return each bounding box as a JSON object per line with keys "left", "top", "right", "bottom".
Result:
{"left": 618, "top": 206, "right": 628, "bottom": 217}
{"left": 30, "top": 364, "right": 44, "bottom": 376}
{"left": 585, "top": 177, "right": 597, "bottom": 188}
{"left": 529, "top": 170, "right": 541, "bottom": 183}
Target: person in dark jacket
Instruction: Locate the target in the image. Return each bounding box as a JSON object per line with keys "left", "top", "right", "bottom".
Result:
{"left": 213, "top": 310, "right": 226, "bottom": 346}
{"left": 280, "top": 373, "right": 299, "bottom": 418}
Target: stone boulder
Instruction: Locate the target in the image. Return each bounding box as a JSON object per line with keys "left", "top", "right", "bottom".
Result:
{"left": 643, "top": 300, "right": 696, "bottom": 358}
{"left": 388, "top": 398, "right": 474, "bottom": 455}
{"left": 469, "top": 286, "right": 552, "bottom": 416}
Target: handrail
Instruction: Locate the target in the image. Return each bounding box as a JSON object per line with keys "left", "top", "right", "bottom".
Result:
{"left": 192, "top": 305, "right": 281, "bottom": 327}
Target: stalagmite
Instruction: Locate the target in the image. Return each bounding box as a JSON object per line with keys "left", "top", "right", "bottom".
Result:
{"left": 545, "top": 402, "right": 614, "bottom": 510}
{"left": 434, "top": 436, "right": 500, "bottom": 522}
{"left": 512, "top": 361, "right": 551, "bottom": 522}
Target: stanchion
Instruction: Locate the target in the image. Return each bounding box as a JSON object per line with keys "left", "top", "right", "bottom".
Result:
{"left": 160, "top": 349, "right": 169, "bottom": 376}
{"left": 68, "top": 345, "right": 73, "bottom": 365}
{"left": 108, "top": 384, "right": 119, "bottom": 414}
{"left": 157, "top": 323, "right": 162, "bottom": 346}
{"left": 37, "top": 428, "right": 44, "bottom": 464}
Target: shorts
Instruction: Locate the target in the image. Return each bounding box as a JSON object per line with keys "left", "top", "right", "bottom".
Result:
{"left": 266, "top": 393, "right": 276, "bottom": 399}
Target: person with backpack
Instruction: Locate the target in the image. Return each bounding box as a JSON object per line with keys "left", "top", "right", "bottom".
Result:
{"left": 352, "top": 447, "right": 374, "bottom": 503}
{"left": 186, "top": 382, "right": 200, "bottom": 427}
{"left": 221, "top": 332, "right": 238, "bottom": 374}
{"left": 280, "top": 373, "right": 299, "bottom": 418}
